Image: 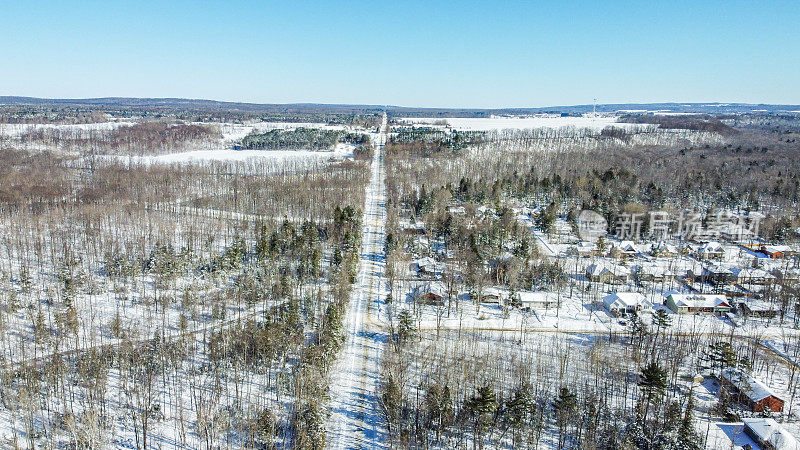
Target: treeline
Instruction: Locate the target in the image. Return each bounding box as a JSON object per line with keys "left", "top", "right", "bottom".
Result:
{"left": 239, "top": 128, "right": 369, "bottom": 151}
{"left": 0, "top": 103, "right": 383, "bottom": 128}
{"left": 618, "top": 114, "right": 737, "bottom": 135}
{"left": 391, "top": 127, "right": 486, "bottom": 152}
{"left": 14, "top": 121, "right": 219, "bottom": 155}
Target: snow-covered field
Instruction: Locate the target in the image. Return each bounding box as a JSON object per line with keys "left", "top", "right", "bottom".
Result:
{"left": 216, "top": 121, "right": 356, "bottom": 143}
{"left": 398, "top": 115, "right": 646, "bottom": 131}
{"left": 104, "top": 143, "right": 356, "bottom": 165}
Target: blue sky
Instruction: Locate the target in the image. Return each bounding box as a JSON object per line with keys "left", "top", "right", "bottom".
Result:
{"left": 1, "top": 1, "right": 798, "bottom": 108}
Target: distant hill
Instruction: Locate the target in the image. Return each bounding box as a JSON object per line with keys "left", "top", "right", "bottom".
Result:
{"left": 1, "top": 96, "right": 798, "bottom": 117}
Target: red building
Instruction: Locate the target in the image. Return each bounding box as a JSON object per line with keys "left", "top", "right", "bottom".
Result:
{"left": 721, "top": 368, "right": 785, "bottom": 413}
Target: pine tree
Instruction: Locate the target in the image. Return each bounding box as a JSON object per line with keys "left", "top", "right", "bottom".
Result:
{"left": 397, "top": 310, "right": 416, "bottom": 345}
{"left": 679, "top": 390, "right": 701, "bottom": 449}
{"left": 466, "top": 385, "right": 497, "bottom": 450}
{"left": 553, "top": 386, "right": 577, "bottom": 449}
{"left": 638, "top": 362, "right": 667, "bottom": 423}
{"left": 505, "top": 383, "right": 534, "bottom": 447}
{"left": 703, "top": 341, "right": 737, "bottom": 375}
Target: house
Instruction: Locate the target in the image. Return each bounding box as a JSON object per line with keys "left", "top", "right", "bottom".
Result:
{"left": 651, "top": 241, "right": 679, "bottom": 258}
{"left": 586, "top": 263, "right": 631, "bottom": 284}
{"left": 514, "top": 291, "right": 559, "bottom": 310}
{"left": 447, "top": 205, "right": 467, "bottom": 216}
{"left": 476, "top": 205, "right": 496, "bottom": 219}
{"left": 702, "top": 264, "right": 738, "bottom": 285}
{"left": 721, "top": 368, "right": 785, "bottom": 413}
{"left": 410, "top": 257, "right": 445, "bottom": 278}
{"left": 400, "top": 218, "right": 426, "bottom": 235}
{"left": 739, "top": 300, "right": 777, "bottom": 318}
{"left": 762, "top": 244, "right": 793, "bottom": 259}
{"left": 480, "top": 287, "right": 504, "bottom": 305}
{"left": 742, "top": 418, "right": 798, "bottom": 450}
{"left": 603, "top": 292, "right": 652, "bottom": 317}
{"left": 634, "top": 263, "right": 676, "bottom": 283}
{"left": 414, "top": 281, "right": 447, "bottom": 305}
{"left": 572, "top": 241, "right": 599, "bottom": 257}
{"left": 613, "top": 240, "right": 639, "bottom": 257}
{"left": 732, "top": 267, "right": 775, "bottom": 286}
{"left": 696, "top": 241, "right": 725, "bottom": 260}
{"left": 665, "top": 293, "right": 731, "bottom": 314}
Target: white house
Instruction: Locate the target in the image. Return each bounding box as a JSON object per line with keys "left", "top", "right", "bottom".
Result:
{"left": 586, "top": 262, "right": 631, "bottom": 284}
{"left": 515, "top": 291, "right": 559, "bottom": 310}
{"left": 410, "top": 257, "right": 445, "bottom": 277}
{"left": 696, "top": 241, "right": 725, "bottom": 260}
{"left": 603, "top": 292, "right": 652, "bottom": 317}
{"left": 742, "top": 418, "right": 797, "bottom": 449}
{"left": 731, "top": 267, "right": 775, "bottom": 285}
{"left": 651, "top": 241, "right": 679, "bottom": 258}
{"left": 635, "top": 263, "right": 676, "bottom": 283}
{"left": 665, "top": 293, "right": 731, "bottom": 314}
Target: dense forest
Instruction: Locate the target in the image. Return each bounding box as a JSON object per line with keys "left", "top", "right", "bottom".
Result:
{"left": 239, "top": 128, "right": 369, "bottom": 151}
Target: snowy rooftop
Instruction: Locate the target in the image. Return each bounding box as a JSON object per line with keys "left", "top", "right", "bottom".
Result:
{"left": 722, "top": 368, "right": 782, "bottom": 402}
{"left": 668, "top": 293, "right": 729, "bottom": 309}
{"left": 603, "top": 292, "right": 649, "bottom": 308}
{"left": 742, "top": 418, "right": 798, "bottom": 449}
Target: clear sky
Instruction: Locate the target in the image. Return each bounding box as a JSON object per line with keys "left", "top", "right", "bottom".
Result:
{"left": 1, "top": 0, "right": 798, "bottom": 108}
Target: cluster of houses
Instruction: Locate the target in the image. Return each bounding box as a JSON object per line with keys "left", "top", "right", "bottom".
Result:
{"left": 412, "top": 281, "right": 559, "bottom": 311}
{"left": 399, "top": 206, "right": 800, "bottom": 447}
{"left": 576, "top": 237, "right": 800, "bottom": 322}
{"left": 600, "top": 292, "right": 735, "bottom": 317}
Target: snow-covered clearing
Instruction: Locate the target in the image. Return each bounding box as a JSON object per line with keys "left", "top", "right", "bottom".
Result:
{"left": 398, "top": 115, "right": 646, "bottom": 131}
{"left": 102, "top": 143, "right": 355, "bottom": 166}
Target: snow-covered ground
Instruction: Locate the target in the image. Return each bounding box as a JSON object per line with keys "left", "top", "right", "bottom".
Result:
{"left": 398, "top": 115, "right": 647, "bottom": 131}
{"left": 102, "top": 143, "right": 356, "bottom": 165}
{"left": 0, "top": 121, "right": 135, "bottom": 137}
{"left": 326, "top": 114, "right": 388, "bottom": 448}
{"left": 216, "top": 121, "right": 355, "bottom": 143}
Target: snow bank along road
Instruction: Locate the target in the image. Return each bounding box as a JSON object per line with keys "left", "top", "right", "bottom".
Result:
{"left": 326, "top": 114, "right": 389, "bottom": 448}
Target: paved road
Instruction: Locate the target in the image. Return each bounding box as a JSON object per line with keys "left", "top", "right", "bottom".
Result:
{"left": 326, "top": 114, "right": 389, "bottom": 449}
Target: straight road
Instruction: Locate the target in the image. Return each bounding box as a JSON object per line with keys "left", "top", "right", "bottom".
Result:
{"left": 326, "top": 114, "right": 389, "bottom": 448}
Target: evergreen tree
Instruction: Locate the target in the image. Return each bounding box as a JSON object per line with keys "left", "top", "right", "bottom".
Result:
{"left": 465, "top": 384, "right": 497, "bottom": 450}
{"left": 553, "top": 386, "right": 577, "bottom": 449}
{"left": 638, "top": 362, "right": 668, "bottom": 423}
{"left": 679, "top": 390, "right": 702, "bottom": 449}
